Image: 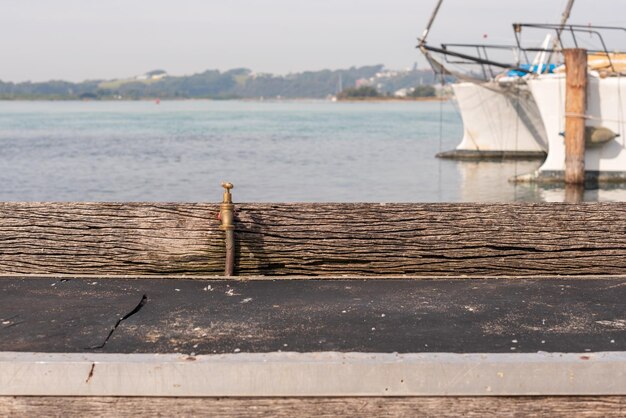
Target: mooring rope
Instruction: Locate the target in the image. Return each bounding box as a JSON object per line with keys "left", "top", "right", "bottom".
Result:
{"left": 564, "top": 112, "right": 626, "bottom": 124}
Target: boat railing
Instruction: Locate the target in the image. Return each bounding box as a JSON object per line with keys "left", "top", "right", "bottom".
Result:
{"left": 513, "top": 23, "right": 626, "bottom": 74}
{"left": 440, "top": 43, "right": 521, "bottom": 80}
{"left": 419, "top": 41, "right": 531, "bottom": 83}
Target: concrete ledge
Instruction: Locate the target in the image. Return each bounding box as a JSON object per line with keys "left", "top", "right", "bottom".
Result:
{"left": 436, "top": 149, "right": 546, "bottom": 160}
{"left": 2, "top": 351, "right": 626, "bottom": 397}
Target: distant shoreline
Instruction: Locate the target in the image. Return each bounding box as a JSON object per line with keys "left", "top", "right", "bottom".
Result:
{"left": 0, "top": 65, "right": 446, "bottom": 103}
{"left": 0, "top": 97, "right": 451, "bottom": 103}
{"left": 335, "top": 96, "right": 447, "bottom": 103}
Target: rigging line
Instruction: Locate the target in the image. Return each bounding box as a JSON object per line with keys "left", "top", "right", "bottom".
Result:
{"left": 422, "top": 49, "right": 507, "bottom": 94}
{"left": 514, "top": 79, "right": 521, "bottom": 202}
{"left": 459, "top": 84, "right": 483, "bottom": 151}
{"left": 477, "top": 84, "right": 501, "bottom": 152}
{"left": 438, "top": 66, "right": 444, "bottom": 202}
{"left": 558, "top": 72, "right": 564, "bottom": 134}
{"left": 439, "top": 70, "right": 444, "bottom": 153}
{"left": 618, "top": 73, "right": 625, "bottom": 145}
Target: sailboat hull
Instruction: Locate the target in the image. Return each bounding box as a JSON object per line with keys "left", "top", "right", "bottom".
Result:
{"left": 529, "top": 74, "right": 626, "bottom": 180}
{"left": 439, "top": 82, "right": 548, "bottom": 159}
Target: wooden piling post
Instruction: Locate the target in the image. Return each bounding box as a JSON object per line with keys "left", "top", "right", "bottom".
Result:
{"left": 564, "top": 48, "right": 588, "bottom": 184}
{"left": 564, "top": 183, "right": 584, "bottom": 203}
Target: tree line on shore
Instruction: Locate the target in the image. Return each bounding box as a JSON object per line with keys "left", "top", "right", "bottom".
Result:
{"left": 337, "top": 85, "right": 437, "bottom": 99}
{"left": 0, "top": 66, "right": 444, "bottom": 100}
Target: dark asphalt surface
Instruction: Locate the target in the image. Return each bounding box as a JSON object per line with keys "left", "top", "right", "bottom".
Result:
{"left": 1, "top": 277, "right": 624, "bottom": 354}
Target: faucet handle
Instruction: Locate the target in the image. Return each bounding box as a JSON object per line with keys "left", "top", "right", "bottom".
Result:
{"left": 221, "top": 182, "right": 234, "bottom": 204}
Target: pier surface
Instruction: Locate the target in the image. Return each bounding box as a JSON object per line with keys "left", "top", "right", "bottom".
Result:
{"left": 3, "top": 275, "right": 626, "bottom": 402}
{"left": 2, "top": 276, "right": 625, "bottom": 354}
{"left": 3, "top": 201, "right": 626, "bottom": 413}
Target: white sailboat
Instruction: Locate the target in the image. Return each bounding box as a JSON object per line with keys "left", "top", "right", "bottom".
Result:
{"left": 418, "top": 0, "right": 575, "bottom": 159}
{"left": 516, "top": 24, "right": 626, "bottom": 182}
{"left": 445, "top": 70, "right": 548, "bottom": 159}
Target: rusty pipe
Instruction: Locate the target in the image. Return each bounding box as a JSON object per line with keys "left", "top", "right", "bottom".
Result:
{"left": 219, "top": 182, "right": 235, "bottom": 276}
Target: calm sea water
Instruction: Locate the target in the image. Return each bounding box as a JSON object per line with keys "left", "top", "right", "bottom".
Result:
{"left": 0, "top": 100, "right": 624, "bottom": 202}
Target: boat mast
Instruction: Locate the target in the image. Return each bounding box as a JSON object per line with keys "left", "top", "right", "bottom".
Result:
{"left": 559, "top": 0, "right": 576, "bottom": 30}
{"left": 418, "top": 0, "right": 447, "bottom": 77}
{"left": 548, "top": 0, "right": 576, "bottom": 61}
{"left": 417, "top": 0, "right": 532, "bottom": 82}
{"left": 418, "top": 0, "right": 444, "bottom": 47}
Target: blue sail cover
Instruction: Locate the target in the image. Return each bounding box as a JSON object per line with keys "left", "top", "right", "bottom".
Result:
{"left": 507, "top": 64, "right": 557, "bottom": 77}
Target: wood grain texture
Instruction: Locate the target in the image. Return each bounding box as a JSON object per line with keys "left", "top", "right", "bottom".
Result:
{"left": 2, "top": 396, "right": 625, "bottom": 417}
{"left": 2, "top": 202, "right": 626, "bottom": 276}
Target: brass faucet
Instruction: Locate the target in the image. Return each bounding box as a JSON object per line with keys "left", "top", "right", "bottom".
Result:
{"left": 219, "top": 182, "right": 235, "bottom": 276}
{"left": 220, "top": 182, "right": 234, "bottom": 230}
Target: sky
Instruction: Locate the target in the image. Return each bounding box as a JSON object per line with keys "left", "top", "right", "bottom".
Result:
{"left": 0, "top": 0, "right": 624, "bottom": 82}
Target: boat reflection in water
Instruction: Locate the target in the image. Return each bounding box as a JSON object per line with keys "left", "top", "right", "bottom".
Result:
{"left": 453, "top": 159, "right": 626, "bottom": 202}
{"left": 535, "top": 184, "right": 626, "bottom": 203}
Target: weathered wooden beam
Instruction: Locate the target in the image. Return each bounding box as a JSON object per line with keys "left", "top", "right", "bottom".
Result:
{"left": 3, "top": 396, "right": 624, "bottom": 417}
{"left": 2, "top": 202, "right": 626, "bottom": 276}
